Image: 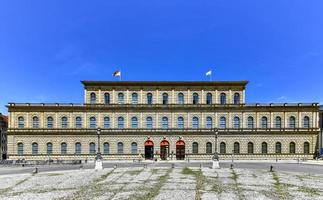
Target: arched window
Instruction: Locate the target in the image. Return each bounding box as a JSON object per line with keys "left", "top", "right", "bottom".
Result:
{"left": 220, "top": 93, "right": 226, "bottom": 105}
{"left": 304, "top": 142, "right": 310, "bottom": 154}
{"left": 75, "top": 117, "right": 82, "bottom": 128}
{"left": 61, "top": 143, "right": 67, "bottom": 154}
{"left": 131, "top": 117, "right": 138, "bottom": 128}
{"left": 275, "top": 142, "right": 282, "bottom": 154}
{"left": 261, "top": 117, "right": 268, "bottom": 129}
{"left": 178, "top": 93, "right": 184, "bottom": 104}
{"left": 75, "top": 142, "right": 81, "bottom": 154}
{"left": 234, "top": 142, "right": 240, "bottom": 154}
{"left": 162, "top": 93, "right": 168, "bottom": 104}
{"left": 90, "top": 93, "right": 96, "bottom": 104}
{"left": 61, "top": 117, "right": 68, "bottom": 128}
{"left": 247, "top": 117, "right": 254, "bottom": 128}
{"left": 47, "top": 117, "right": 53, "bottom": 128}
{"left": 220, "top": 142, "right": 226, "bottom": 154}
{"left": 90, "top": 117, "right": 96, "bottom": 129}
{"left": 233, "top": 117, "right": 240, "bottom": 129}
{"left": 192, "top": 117, "right": 199, "bottom": 129}
{"left": 233, "top": 93, "right": 240, "bottom": 104}
{"left": 162, "top": 117, "right": 168, "bottom": 129}
{"left": 178, "top": 117, "right": 184, "bottom": 129}
{"left": 18, "top": 117, "right": 24, "bottom": 128}
{"left": 303, "top": 116, "right": 310, "bottom": 128}
{"left": 220, "top": 117, "right": 226, "bottom": 129}
{"left": 206, "top": 93, "right": 212, "bottom": 105}
{"left": 131, "top": 142, "right": 138, "bottom": 154}
{"left": 248, "top": 142, "right": 254, "bottom": 154}
{"left": 275, "top": 117, "right": 282, "bottom": 128}
{"left": 17, "top": 143, "right": 23, "bottom": 155}
{"left": 104, "top": 93, "right": 110, "bottom": 104}
{"left": 192, "top": 142, "right": 198, "bottom": 154}
{"left": 147, "top": 93, "right": 153, "bottom": 104}
{"left": 104, "top": 117, "right": 110, "bottom": 128}
{"left": 289, "top": 116, "right": 296, "bottom": 128}
{"left": 261, "top": 142, "right": 268, "bottom": 154}
{"left": 118, "top": 117, "right": 124, "bottom": 129}
{"left": 47, "top": 142, "right": 53, "bottom": 154}
{"left": 32, "top": 142, "right": 38, "bottom": 155}
{"left": 103, "top": 142, "right": 109, "bottom": 154}
{"left": 117, "top": 142, "right": 124, "bottom": 154}
{"left": 206, "top": 117, "right": 212, "bottom": 129}
{"left": 118, "top": 93, "right": 124, "bottom": 104}
{"left": 206, "top": 142, "right": 212, "bottom": 154}
{"left": 289, "top": 142, "right": 296, "bottom": 154}
{"left": 132, "top": 93, "right": 138, "bottom": 104}
{"left": 32, "top": 116, "right": 39, "bottom": 128}
{"left": 146, "top": 117, "right": 153, "bottom": 129}
{"left": 89, "top": 142, "right": 96, "bottom": 154}
{"left": 193, "top": 93, "right": 199, "bottom": 104}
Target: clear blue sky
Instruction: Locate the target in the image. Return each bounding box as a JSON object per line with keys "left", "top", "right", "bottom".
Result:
{"left": 0, "top": 1, "right": 322, "bottom": 114}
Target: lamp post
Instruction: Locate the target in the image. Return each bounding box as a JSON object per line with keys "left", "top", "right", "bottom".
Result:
{"left": 214, "top": 128, "right": 219, "bottom": 156}
{"left": 212, "top": 128, "right": 220, "bottom": 169}
{"left": 96, "top": 128, "right": 102, "bottom": 160}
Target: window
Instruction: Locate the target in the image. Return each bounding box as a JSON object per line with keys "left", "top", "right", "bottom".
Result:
{"left": 90, "top": 117, "right": 96, "bottom": 129}
{"left": 47, "top": 117, "right": 53, "bottom": 128}
{"left": 304, "top": 142, "right": 310, "bottom": 154}
{"left": 117, "top": 142, "right": 124, "bottom": 154}
{"left": 90, "top": 93, "right": 96, "bottom": 104}
{"left": 132, "top": 93, "right": 138, "bottom": 104}
{"left": 304, "top": 116, "right": 310, "bottom": 128}
{"left": 89, "top": 142, "right": 96, "bottom": 154}
{"left": 247, "top": 142, "right": 254, "bottom": 154}
{"left": 178, "top": 93, "right": 184, "bottom": 104}
{"left": 17, "top": 143, "right": 23, "bottom": 155}
{"left": 233, "top": 117, "right": 240, "bottom": 129}
{"left": 261, "top": 117, "right": 268, "bottom": 129}
{"left": 262, "top": 142, "right": 268, "bottom": 154}
{"left": 131, "top": 117, "right": 138, "bottom": 128}
{"left": 206, "top": 93, "right": 212, "bottom": 104}
{"left": 18, "top": 117, "right": 24, "bottom": 128}
{"left": 75, "top": 117, "right": 82, "bottom": 128}
{"left": 193, "top": 93, "right": 199, "bottom": 104}
{"left": 104, "top": 117, "right": 110, "bottom": 128}
{"left": 118, "top": 93, "right": 124, "bottom": 104}
{"left": 61, "top": 143, "right": 67, "bottom": 154}
{"left": 32, "top": 142, "right": 38, "bottom": 155}
{"left": 233, "top": 93, "right": 240, "bottom": 104}
{"left": 220, "top": 117, "right": 226, "bottom": 129}
{"left": 206, "top": 117, "right": 212, "bottom": 129}
{"left": 247, "top": 117, "right": 254, "bottom": 128}
{"left": 220, "top": 142, "right": 226, "bottom": 154}
{"left": 146, "top": 117, "right": 153, "bottom": 129}
{"left": 275, "top": 142, "right": 282, "bottom": 154}
{"left": 162, "top": 117, "right": 168, "bottom": 129}
{"left": 192, "top": 117, "right": 199, "bottom": 129}
{"left": 61, "top": 117, "right": 68, "bottom": 128}
{"left": 131, "top": 142, "right": 138, "bottom": 154}
{"left": 147, "top": 93, "right": 153, "bottom": 104}
{"left": 104, "top": 93, "right": 110, "bottom": 104}
{"left": 178, "top": 117, "right": 184, "bottom": 129}
{"left": 32, "top": 116, "right": 39, "bottom": 128}
{"left": 162, "top": 93, "right": 168, "bottom": 104}
{"left": 206, "top": 142, "right": 212, "bottom": 154}
{"left": 289, "top": 116, "right": 296, "bottom": 128}
{"left": 234, "top": 142, "right": 240, "bottom": 154}
{"left": 289, "top": 142, "right": 296, "bottom": 154}
{"left": 220, "top": 93, "right": 226, "bottom": 105}
{"left": 103, "top": 142, "right": 109, "bottom": 154}
{"left": 192, "top": 142, "right": 198, "bottom": 154}
{"left": 275, "top": 117, "right": 282, "bottom": 128}
{"left": 47, "top": 143, "right": 53, "bottom": 154}
{"left": 118, "top": 117, "right": 124, "bottom": 129}
{"left": 75, "top": 143, "right": 81, "bottom": 154}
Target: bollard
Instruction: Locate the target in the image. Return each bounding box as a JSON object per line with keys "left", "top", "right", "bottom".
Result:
{"left": 33, "top": 167, "right": 38, "bottom": 174}
{"left": 114, "top": 164, "right": 117, "bottom": 169}
{"left": 171, "top": 163, "right": 175, "bottom": 168}
{"left": 230, "top": 164, "right": 233, "bottom": 169}
{"left": 270, "top": 165, "right": 274, "bottom": 172}
{"left": 144, "top": 164, "right": 147, "bottom": 168}
{"left": 200, "top": 163, "right": 202, "bottom": 169}
{"left": 80, "top": 164, "right": 83, "bottom": 170}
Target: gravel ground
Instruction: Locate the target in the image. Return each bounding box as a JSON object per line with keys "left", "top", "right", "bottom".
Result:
{"left": 0, "top": 167, "right": 323, "bottom": 200}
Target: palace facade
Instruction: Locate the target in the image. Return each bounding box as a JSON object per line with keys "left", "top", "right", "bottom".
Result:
{"left": 6, "top": 81, "right": 320, "bottom": 160}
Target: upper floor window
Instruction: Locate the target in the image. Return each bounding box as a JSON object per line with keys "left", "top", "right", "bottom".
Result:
{"left": 206, "top": 117, "right": 212, "bottom": 129}
{"left": 32, "top": 116, "right": 39, "bottom": 128}
{"left": 178, "top": 93, "right": 184, "bottom": 104}
{"left": 146, "top": 117, "right": 153, "bottom": 129}
{"left": 90, "top": 117, "right": 96, "bottom": 129}
{"left": 162, "top": 117, "right": 168, "bottom": 129}
{"left": 61, "top": 117, "right": 68, "bottom": 128}
{"left": 18, "top": 117, "right": 24, "bottom": 128}
{"left": 192, "top": 117, "right": 199, "bottom": 129}
{"left": 90, "top": 93, "right": 96, "bottom": 104}
{"left": 261, "top": 117, "right": 268, "bottom": 129}
{"left": 220, "top": 117, "right": 226, "bottom": 129}
{"left": 47, "top": 117, "right": 54, "bottom": 128}
{"left": 162, "top": 93, "right": 168, "bottom": 105}
{"left": 289, "top": 116, "right": 296, "bottom": 128}
{"left": 75, "top": 117, "right": 82, "bottom": 128}
{"left": 275, "top": 117, "right": 282, "bottom": 128}
{"left": 193, "top": 93, "right": 199, "bottom": 104}
{"left": 233, "top": 93, "right": 240, "bottom": 104}
{"left": 206, "top": 93, "right": 212, "bottom": 105}
{"left": 118, "top": 117, "right": 124, "bottom": 129}
{"left": 132, "top": 93, "right": 138, "bottom": 104}
{"left": 233, "top": 117, "right": 240, "bottom": 129}
{"left": 104, "top": 117, "right": 110, "bottom": 128}
{"left": 247, "top": 116, "right": 254, "bottom": 128}
{"left": 131, "top": 117, "right": 138, "bottom": 128}
{"left": 147, "top": 93, "right": 153, "bottom": 104}
{"left": 303, "top": 116, "right": 310, "bottom": 128}
{"left": 178, "top": 117, "right": 184, "bottom": 129}
{"left": 118, "top": 93, "right": 124, "bottom": 104}
{"left": 104, "top": 93, "right": 110, "bottom": 104}
{"left": 47, "top": 142, "right": 53, "bottom": 154}
{"left": 220, "top": 93, "right": 226, "bottom": 105}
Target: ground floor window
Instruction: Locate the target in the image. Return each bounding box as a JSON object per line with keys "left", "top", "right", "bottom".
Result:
{"left": 289, "top": 142, "right": 296, "bottom": 154}
{"left": 89, "top": 142, "right": 96, "bottom": 154}
{"left": 206, "top": 142, "right": 212, "bottom": 154}
{"left": 47, "top": 143, "right": 53, "bottom": 154}
{"left": 17, "top": 143, "right": 23, "bottom": 155}
{"left": 304, "top": 142, "right": 310, "bottom": 154}
{"left": 131, "top": 142, "right": 138, "bottom": 154}
{"left": 220, "top": 142, "right": 226, "bottom": 154}
{"left": 61, "top": 143, "right": 67, "bottom": 154}
{"left": 234, "top": 142, "right": 240, "bottom": 154}
{"left": 247, "top": 142, "right": 254, "bottom": 154}
{"left": 103, "top": 142, "right": 109, "bottom": 154}
{"left": 117, "top": 142, "right": 124, "bottom": 154}
{"left": 192, "top": 142, "right": 198, "bottom": 154}
{"left": 275, "top": 142, "right": 282, "bottom": 154}
{"left": 32, "top": 143, "right": 38, "bottom": 155}
{"left": 262, "top": 142, "right": 268, "bottom": 154}
{"left": 75, "top": 143, "right": 81, "bottom": 154}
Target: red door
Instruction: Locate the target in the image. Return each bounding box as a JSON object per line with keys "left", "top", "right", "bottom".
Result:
{"left": 176, "top": 140, "right": 185, "bottom": 160}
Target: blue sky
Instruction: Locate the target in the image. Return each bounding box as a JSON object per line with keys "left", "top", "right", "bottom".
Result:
{"left": 0, "top": 1, "right": 322, "bottom": 114}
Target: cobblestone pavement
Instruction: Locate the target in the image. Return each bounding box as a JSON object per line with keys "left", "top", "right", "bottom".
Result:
{"left": 1, "top": 166, "right": 323, "bottom": 200}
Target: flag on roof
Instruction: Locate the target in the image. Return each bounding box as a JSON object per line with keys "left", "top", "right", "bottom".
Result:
{"left": 113, "top": 70, "right": 121, "bottom": 77}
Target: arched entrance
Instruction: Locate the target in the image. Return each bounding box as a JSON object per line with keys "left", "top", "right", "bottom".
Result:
{"left": 176, "top": 140, "right": 185, "bottom": 160}
{"left": 160, "top": 140, "right": 169, "bottom": 160}
{"left": 144, "top": 140, "right": 154, "bottom": 160}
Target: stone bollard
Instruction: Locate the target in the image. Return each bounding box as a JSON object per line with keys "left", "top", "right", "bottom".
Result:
{"left": 200, "top": 163, "right": 202, "bottom": 169}
{"left": 80, "top": 164, "right": 83, "bottom": 170}
{"left": 270, "top": 165, "right": 274, "bottom": 172}
{"left": 171, "top": 163, "right": 175, "bottom": 168}
{"left": 144, "top": 164, "right": 147, "bottom": 168}
{"left": 114, "top": 164, "right": 118, "bottom": 169}
{"left": 230, "top": 164, "right": 233, "bottom": 169}
{"left": 33, "top": 167, "right": 38, "bottom": 174}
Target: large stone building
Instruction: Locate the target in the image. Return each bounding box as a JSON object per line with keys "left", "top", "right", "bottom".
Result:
{"left": 6, "top": 81, "right": 320, "bottom": 161}
{"left": 0, "top": 113, "right": 8, "bottom": 160}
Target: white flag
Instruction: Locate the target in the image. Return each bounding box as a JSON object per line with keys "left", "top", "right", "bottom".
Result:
{"left": 113, "top": 70, "right": 121, "bottom": 77}
{"left": 206, "top": 70, "right": 212, "bottom": 76}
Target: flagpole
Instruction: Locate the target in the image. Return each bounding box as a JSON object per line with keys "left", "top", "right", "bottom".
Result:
{"left": 119, "top": 68, "right": 122, "bottom": 81}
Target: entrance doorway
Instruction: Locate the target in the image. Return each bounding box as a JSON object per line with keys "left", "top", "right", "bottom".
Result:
{"left": 160, "top": 140, "right": 169, "bottom": 160}
{"left": 144, "top": 140, "right": 154, "bottom": 160}
{"left": 176, "top": 140, "right": 185, "bottom": 160}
